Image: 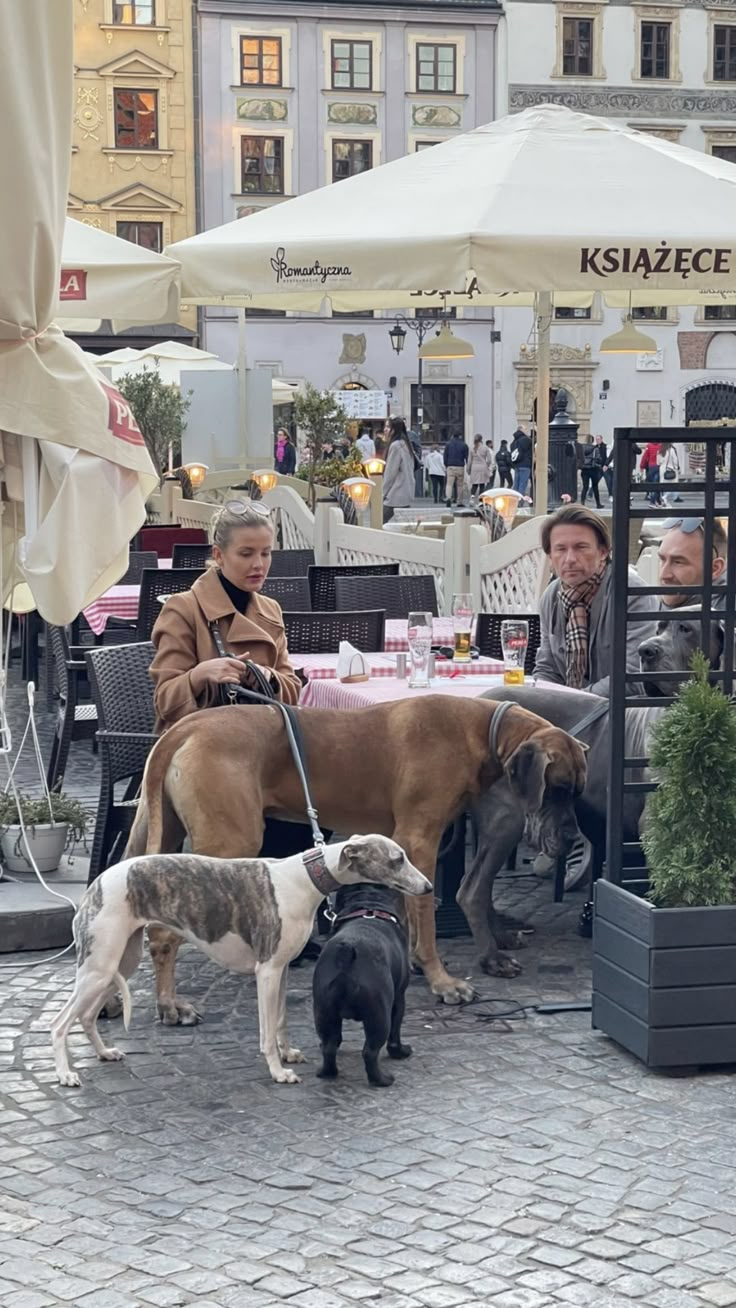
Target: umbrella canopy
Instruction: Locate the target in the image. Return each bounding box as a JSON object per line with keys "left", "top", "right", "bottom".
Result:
{"left": 167, "top": 104, "right": 736, "bottom": 313}
{"left": 94, "top": 340, "right": 233, "bottom": 387}
{"left": 0, "top": 0, "right": 158, "bottom": 623}
{"left": 60, "top": 218, "right": 180, "bottom": 325}
{"left": 272, "top": 380, "right": 299, "bottom": 406}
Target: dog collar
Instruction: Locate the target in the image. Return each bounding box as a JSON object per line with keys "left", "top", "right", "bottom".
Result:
{"left": 332, "top": 908, "right": 402, "bottom": 929}
{"left": 489, "top": 701, "right": 515, "bottom": 761}
{"left": 302, "top": 846, "right": 341, "bottom": 897}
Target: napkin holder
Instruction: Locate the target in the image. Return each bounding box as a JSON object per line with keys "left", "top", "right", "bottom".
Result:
{"left": 337, "top": 641, "right": 369, "bottom": 683}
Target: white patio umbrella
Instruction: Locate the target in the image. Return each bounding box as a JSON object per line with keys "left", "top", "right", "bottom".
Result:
{"left": 0, "top": 0, "right": 158, "bottom": 623}
{"left": 93, "top": 340, "right": 234, "bottom": 387}
{"left": 272, "top": 380, "right": 299, "bottom": 406}
{"left": 59, "top": 218, "right": 180, "bottom": 326}
{"left": 168, "top": 104, "right": 736, "bottom": 509}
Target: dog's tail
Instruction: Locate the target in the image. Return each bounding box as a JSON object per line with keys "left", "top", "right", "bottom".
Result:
{"left": 114, "top": 972, "right": 132, "bottom": 1031}
{"left": 333, "top": 940, "right": 357, "bottom": 974}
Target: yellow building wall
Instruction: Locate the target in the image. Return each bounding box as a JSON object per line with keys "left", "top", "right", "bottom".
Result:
{"left": 70, "top": 0, "right": 196, "bottom": 330}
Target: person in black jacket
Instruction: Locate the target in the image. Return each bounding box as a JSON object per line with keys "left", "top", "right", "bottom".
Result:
{"left": 279, "top": 434, "right": 297, "bottom": 476}
{"left": 510, "top": 426, "right": 533, "bottom": 496}
{"left": 443, "top": 432, "right": 469, "bottom": 506}
{"left": 580, "top": 437, "right": 603, "bottom": 509}
{"left": 496, "top": 439, "right": 513, "bottom": 488}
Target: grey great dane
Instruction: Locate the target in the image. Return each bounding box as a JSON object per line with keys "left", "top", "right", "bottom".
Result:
{"left": 460, "top": 616, "right": 724, "bottom": 977}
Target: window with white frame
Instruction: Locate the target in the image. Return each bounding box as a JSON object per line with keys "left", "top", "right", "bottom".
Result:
{"left": 562, "top": 17, "right": 593, "bottom": 75}
{"left": 332, "top": 139, "right": 373, "bottom": 181}
{"left": 240, "top": 36, "right": 282, "bottom": 87}
{"left": 113, "top": 1, "right": 154, "bottom": 23}
{"left": 640, "top": 20, "right": 671, "bottom": 78}
{"left": 114, "top": 89, "right": 158, "bottom": 149}
{"left": 713, "top": 24, "right": 736, "bottom": 82}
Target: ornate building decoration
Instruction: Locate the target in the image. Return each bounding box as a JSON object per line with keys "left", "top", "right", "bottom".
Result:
{"left": 327, "top": 102, "right": 378, "bottom": 125}
{"left": 339, "top": 333, "right": 367, "bottom": 365}
{"left": 514, "top": 344, "right": 598, "bottom": 436}
{"left": 236, "top": 98, "right": 288, "bottom": 122}
{"left": 412, "top": 105, "right": 461, "bottom": 128}
{"left": 509, "top": 83, "right": 736, "bottom": 116}
{"left": 75, "top": 85, "right": 102, "bottom": 140}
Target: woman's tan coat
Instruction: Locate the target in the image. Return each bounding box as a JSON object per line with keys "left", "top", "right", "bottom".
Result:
{"left": 150, "top": 567, "right": 301, "bottom": 730}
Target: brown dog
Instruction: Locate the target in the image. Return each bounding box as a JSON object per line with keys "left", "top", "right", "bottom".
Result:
{"left": 125, "top": 696, "right": 587, "bottom": 1019}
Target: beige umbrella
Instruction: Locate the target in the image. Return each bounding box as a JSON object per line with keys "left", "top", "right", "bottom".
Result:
{"left": 59, "top": 218, "right": 180, "bottom": 326}
{"left": 0, "top": 0, "right": 158, "bottom": 622}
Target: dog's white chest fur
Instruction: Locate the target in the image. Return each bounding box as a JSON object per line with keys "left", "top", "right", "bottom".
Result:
{"left": 184, "top": 930, "right": 257, "bottom": 973}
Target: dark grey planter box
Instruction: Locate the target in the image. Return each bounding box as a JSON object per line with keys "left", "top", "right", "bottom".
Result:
{"left": 592, "top": 879, "right": 736, "bottom": 1068}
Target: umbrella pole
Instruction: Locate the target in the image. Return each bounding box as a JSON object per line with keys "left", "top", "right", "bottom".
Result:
{"left": 534, "top": 292, "right": 552, "bottom": 516}
{"left": 237, "top": 308, "right": 248, "bottom": 467}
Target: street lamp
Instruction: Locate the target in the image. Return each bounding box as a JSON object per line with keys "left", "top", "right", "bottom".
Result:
{"left": 388, "top": 312, "right": 444, "bottom": 435}
{"left": 251, "top": 468, "right": 279, "bottom": 493}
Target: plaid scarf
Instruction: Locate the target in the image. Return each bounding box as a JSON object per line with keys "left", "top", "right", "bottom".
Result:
{"left": 559, "top": 568, "right": 607, "bottom": 689}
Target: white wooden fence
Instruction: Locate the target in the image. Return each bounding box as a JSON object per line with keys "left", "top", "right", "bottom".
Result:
{"left": 469, "top": 516, "right": 550, "bottom": 614}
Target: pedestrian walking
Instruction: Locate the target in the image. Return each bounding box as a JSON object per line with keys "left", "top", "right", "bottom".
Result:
{"left": 424, "top": 445, "right": 446, "bottom": 504}
{"left": 640, "top": 440, "right": 663, "bottom": 506}
{"left": 580, "top": 438, "right": 603, "bottom": 509}
{"left": 510, "top": 425, "right": 533, "bottom": 496}
{"left": 444, "top": 432, "right": 469, "bottom": 507}
{"left": 383, "top": 417, "right": 421, "bottom": 523}
{"left": 467, "top": 434, "right": 494, "bottom": 503}
{"left": 485, "top": 439, "right": 497, "bottom": 488}
{"left": 496, "top": 439, "right": 513, "bottom": 488}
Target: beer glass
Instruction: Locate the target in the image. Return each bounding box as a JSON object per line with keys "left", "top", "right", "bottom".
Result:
{"left": 452, "top": 592, "right": 474, "bottom": 662}
{"left": 501, "top": 619, "right": 529, "bottom": 685}
{"left": 407, "top": 611, "right": 432, "bottom": 688}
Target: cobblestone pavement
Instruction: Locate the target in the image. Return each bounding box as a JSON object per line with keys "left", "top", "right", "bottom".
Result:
{"left": 3, "top": 876, "right": 736, "bottom": 1308}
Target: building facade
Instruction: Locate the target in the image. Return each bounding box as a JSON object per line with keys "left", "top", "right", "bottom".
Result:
{"left": 500, "top": 0, "right": 736, "bottom": 439}
{"left": 70, "top": 0, "right": 197, "bottom": 342}
{"left": 197, "top": 0, "right": 502, "bottom": 443}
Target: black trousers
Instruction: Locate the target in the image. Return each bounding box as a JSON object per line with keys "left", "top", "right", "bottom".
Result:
{"left": 497, "top": 469, "right": 512, "bottom": 488}
{"left": 429, "top": 474, "right": 444, "bottom": 503}
{"left": 580, "top": 468, "right": 602, "bottom": 508}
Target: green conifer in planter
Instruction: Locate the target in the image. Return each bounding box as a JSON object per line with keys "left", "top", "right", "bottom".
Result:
{"left": 642, "top": 651, "right": 736, "bottom": 908}
{"left": 0, "top": 791, "right": 88, "bottom": 875}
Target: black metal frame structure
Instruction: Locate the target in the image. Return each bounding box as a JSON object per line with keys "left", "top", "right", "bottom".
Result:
{"left": 607, "top": 426, "right": 736, "bottom": 889}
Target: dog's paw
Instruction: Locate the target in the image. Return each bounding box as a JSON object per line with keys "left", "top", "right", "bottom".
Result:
{"left": 98, "top": 1046, "right": 125, "bottom": 1063}
{"left": 272, "top": 1067, "right": 301, "bottom": 1085}
{"left": 480, "top": 953, "right": 523, "bottom": 978}
{"left": 58, "top": 1070, "right": 81, "bottom": 1088}
{"left": 387, "top": 1042, "right": 412, "bottom": 1060}
{"left": 279, "top": 1046, "right": 306, "bottom": 1064}
{"left": 431, "top": 975, "right": 476, "bottom": 1006}
{"left": 157, "top": 999, "right": 201, "bottom": 1026}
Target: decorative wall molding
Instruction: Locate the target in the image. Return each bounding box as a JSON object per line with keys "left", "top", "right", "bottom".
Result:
{"left": 236, "top": 98, "right": 288, "bottom": 122}
{"left": 509, "top": 83, "right": 736, "bottom": 116}
{"left": 327, "top": 102, "right": 378, "bottom": 125}
{"left": 412, "top": 104, "right": 461, "bottom": 128}
{"left": 339, "top": 333, "right": 367, "bottom": 365}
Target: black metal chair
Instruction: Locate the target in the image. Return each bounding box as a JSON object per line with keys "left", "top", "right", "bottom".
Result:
{"left": 334, "top": 573, "right": 438, "bottom": 620}
{"left": 120, "top": 550, "right": 158, "bottom": 584}
{"left": 283, "top": 609, "right": 385, "bottom": 653}
{"left": 475, "top": 613, "right": 542, "bottom": 675}
{"left": 269, "top": 549, "right": 315, "bottom": 577}
{"left": 136, "top": 567, "right": 203, "bottom": 641}
{"left": 46, "top": 626, "right": 98, "bottom": 791}
{"left": 171, "top": 543, "right": 212, "bottom": 569}
{"left": 85, "top": 642, "right": 157, "bottom": 883}
{"left": 261, "top": 576, "right": 311, "bottom": 610}
{"left": 308, "top": 563, "right": 399, "bottom": 611}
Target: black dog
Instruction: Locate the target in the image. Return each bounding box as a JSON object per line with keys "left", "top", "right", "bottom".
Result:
{"left": 312, "top": 882, "right": 412, "bottom": 1087}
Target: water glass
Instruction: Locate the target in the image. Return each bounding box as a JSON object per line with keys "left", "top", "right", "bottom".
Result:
{"left": 452, "top": 592, "right": 474, "bottom": 662}
{"left": 407, "top": 610, "right": 432, "bottom": 688}
{"left": 501, "top": 619, "right": 529, "bottom": 685}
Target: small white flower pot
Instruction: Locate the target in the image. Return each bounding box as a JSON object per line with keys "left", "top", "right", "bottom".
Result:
{"left": 1, "top": 823, "right": 69, "bottom": 874}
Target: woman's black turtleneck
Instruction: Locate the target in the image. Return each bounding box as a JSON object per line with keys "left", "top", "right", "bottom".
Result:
{"left": 217, "top": 570, "right": 251, "bottom": 615}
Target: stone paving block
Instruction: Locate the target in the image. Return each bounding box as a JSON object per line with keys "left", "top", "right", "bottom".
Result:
{"left": 695, "top": 1283, "right": 736, "bottom": 1307}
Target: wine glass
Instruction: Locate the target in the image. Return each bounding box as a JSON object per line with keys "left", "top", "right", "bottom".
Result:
{"left": 407, "top": 611, "right": 433, "bottom": 688}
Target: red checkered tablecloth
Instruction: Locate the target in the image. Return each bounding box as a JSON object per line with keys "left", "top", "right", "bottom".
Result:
{"left": 293, "top": 652, "right": 504, "bottom": 681}
{"left": 81, "top": 585, "right": 140, "bottom": 635}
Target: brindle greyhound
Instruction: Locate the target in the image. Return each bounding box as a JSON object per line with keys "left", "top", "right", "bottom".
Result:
{"left": 123, "top": 697, "right": 588, "bottom": 1018}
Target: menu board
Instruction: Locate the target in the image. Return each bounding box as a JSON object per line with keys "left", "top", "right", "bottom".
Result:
{"left": 333, "top": 389, "right": 389, "bottom": 420}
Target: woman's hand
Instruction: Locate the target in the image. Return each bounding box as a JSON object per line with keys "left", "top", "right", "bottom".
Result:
{"left": 190, "top": 655, "right": 251, "bottom": 694}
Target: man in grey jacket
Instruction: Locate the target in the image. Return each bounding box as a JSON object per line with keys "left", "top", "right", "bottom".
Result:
{"left": 533, "top": 504, "right": 657, "bottom": 697}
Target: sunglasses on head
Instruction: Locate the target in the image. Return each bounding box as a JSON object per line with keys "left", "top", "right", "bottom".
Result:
{"left": 224, "top": 498, "right": 271, "bottom": 518}
{"left": 661, "top": 517, "right": 703, "bottom": 534}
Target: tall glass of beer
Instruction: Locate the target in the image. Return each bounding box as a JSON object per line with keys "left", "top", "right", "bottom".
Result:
{"left": 501, "top": 619, "right": 529, "bottom": 685}
{"left": 452, "top": 593, "right": 474, "bottom": 662}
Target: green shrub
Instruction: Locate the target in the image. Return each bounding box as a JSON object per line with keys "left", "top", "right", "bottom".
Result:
{"left": 643, "top": 652, "right": 736, "bottom": 907}
{"left": 0, "top": 791, "right": 89, "bottom": 843}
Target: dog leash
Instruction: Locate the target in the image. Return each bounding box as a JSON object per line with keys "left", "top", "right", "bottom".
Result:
{"left": 567, "top": 700, "right": 609, "bottom": 739}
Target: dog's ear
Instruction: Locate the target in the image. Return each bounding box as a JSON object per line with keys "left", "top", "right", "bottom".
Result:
{"left": 711, "top": 622, "right": 725, "bottom": 670}
{"left": 505, "top": 739, "right": 550, "bottom": 813}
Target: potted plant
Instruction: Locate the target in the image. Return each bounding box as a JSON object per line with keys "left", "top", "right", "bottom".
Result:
{"left": 593, "top": 652, "right": 736, "bottom": 1068}
{"left": 0, "top": 790, "right": 88, "bottom": 875}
